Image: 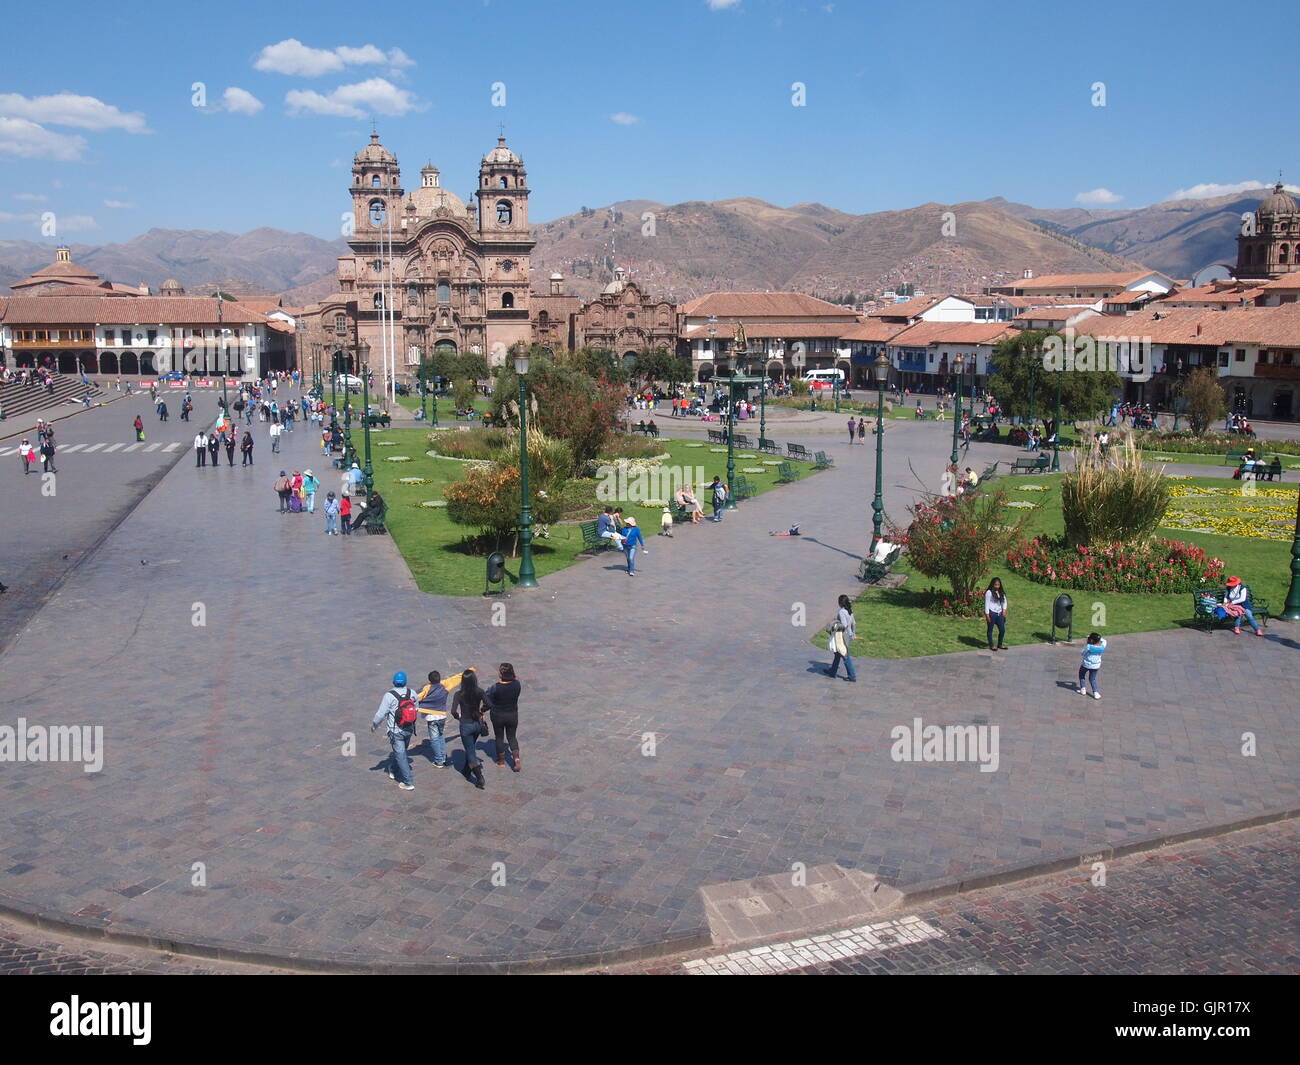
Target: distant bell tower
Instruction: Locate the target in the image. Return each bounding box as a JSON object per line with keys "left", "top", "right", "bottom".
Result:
{"left": 351, "top": 131, "right": 405, "bottom": 235}
{"left": 476, "top": 135, "right": 529, "bottom": 237}
{"left": 1235, "top": 179, "right": 1300, "bottom": 280}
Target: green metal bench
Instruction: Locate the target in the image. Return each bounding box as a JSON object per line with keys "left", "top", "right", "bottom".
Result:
{"left": 732, "top": 475, "right": 756, "bottom": 500}
{"left": 733, "top": 433, "right": 754, "bottom": 449}
{"left": 776, "top": 462, "right": 799, "bottom": 483}
{"left": 814, "top": 450, "right": 834, "bottom": 469}
{"left": 858, "top": 545, "right": 902, "bottom": 584}
{"left": 916, "top": 409, "right": 936, "bottom": 420}
{"left": 1011, "top": 455, "right": 1050, "bottom": 474}
{"left": 708, "top": 429, "right": 727, "bottom": 445}
{"left": 1192, "top": 587, "right": 1270, "bottom": 632}
{"left": 577, "top": 519, "right": 616, "bottom": 555}
{"left": 759, "top": 437, "right": 780, "bottom": 455}
{"left": 786, "top": 442, "right": 811, "bottom": 461}
{"left": 980, "top": 461, "right": 999, "bottom": 481}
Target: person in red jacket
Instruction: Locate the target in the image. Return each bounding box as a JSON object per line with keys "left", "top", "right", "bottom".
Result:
{"left": 132, "top": 414, "right": 144, "bottom": 441}
{"left": 340, "top": 493, "right": 353, "bottom": 535}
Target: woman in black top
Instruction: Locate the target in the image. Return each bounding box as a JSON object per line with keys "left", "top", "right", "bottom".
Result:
{"left": 484, "top": 662, "right": 523, "bottom": 772}
{"left": 451, "top": 669, "right": 487, "bottom": 790}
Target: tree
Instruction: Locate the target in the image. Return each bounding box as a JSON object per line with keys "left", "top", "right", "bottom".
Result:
{"left": 987, "top": 330, "right": 1122, "bottom": 436}
{"left": 631, "top": 348, "right": 675, "bottom": 388}
{"left": 454, "top": 352, "right": 489, "bottom": 382}
{"left": 1181, "top": 366, "right": 1227, "bottom": 436}
{"left": 491, "top": 359, "right": 621, "bottom": 464}
{"left": 443, "top": 461, "right": 564, "bottom": 554}
{"left": 890, "top": 489, "right": 1028, "bottom": 613}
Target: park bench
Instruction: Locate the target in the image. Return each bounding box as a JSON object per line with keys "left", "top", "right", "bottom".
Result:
{"left": 916, "top": 409, "right": 935, "bottom": 420}
{"left": 1011, "top": 455, "right": 1050, "bottom": 474}
{"left": 669, "top": 500, "right": 694, "bottom": 523}
{"left": 814, "top": 450, "right": 834, "bottom": 469}
{"left": 787, "top": 442, "right": 811, "bottom": 461}
{"left": 734, "top": 433, "right": 754, "bottom": 449}
{"left": 1224, "top": 450, "right": 1250, "bottom": 466}
{"left": 358, "top": 495, "right": 387, "bottom": 535}
{"left": 577, "top": 519, "right": 616, "bottom": 555}
{"left": 759, "top": 437, "right": 781, "bottom": 455}
{"left": 776, "top": 462, "right": 799, "bottom": 483}
{"left": 980, "top": 461, "right": 999, "bottom": 482}
{"left": 1259, "top": 457, "right": 1285, "bottom": 481}
{"left": 732, "top": 476, "right": 756, "bottom": 500}
{"left": 1191, "top": 587, "right": 1271, "bottom": 633}
{"left": 858, "top": 545, "right": 902, "bottom": 585}
{"left": 708, "top": 429, "right": 727, "bottom": 445}
{"left": 631, "top": 421, "right": 660, "bottom": 438}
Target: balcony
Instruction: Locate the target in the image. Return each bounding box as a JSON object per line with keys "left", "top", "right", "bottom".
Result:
{"left": 1253, "top": 362, "right": 1300, "bottom": 380}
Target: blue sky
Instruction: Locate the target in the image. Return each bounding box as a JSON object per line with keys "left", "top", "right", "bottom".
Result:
{"left": 2, "top": 0, "right": 1296, "bottom": 245}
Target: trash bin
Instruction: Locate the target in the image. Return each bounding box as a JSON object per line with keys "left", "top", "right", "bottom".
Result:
{"left": 484, "top": 551, "right": 506, "bottom": 596}
{"left": 1052, "top": 593, "right": 1073, "bottom": 642}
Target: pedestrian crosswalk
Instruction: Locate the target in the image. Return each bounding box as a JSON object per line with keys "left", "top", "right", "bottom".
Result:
{"left": 0, "top": 441, "right": 181, "bottom": 456}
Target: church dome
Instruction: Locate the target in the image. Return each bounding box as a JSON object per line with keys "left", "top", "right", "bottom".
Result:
{"left": 483, "top": 135, "right": 521, "bottom": 165}
{"left": 409, "top": 185, "right": 468, "bottom": 217}
{"left": 1256, "top": 182, "right": 1298, "bottom": 218}
{"left": 355, "top": 131, "right": 397, "bottom": 165}
{"left": 603, "top": 267, "right": 630, "bottom": 295}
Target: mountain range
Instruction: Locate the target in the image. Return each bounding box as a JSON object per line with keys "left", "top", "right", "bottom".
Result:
{"left": 0, "top": 192, "right": 1260, "bottom": 308}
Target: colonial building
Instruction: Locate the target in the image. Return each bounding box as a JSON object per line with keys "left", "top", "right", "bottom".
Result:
{"left": 990, "top": 269, "right": 1176, "bottom": 300}
{"left": 302, "top": 131, "right": 536, "bottom": 382}
{"left": 1235, "top": 182, "right": 1300, "bottom": 281}
{"left": 677, "top": 292, "right": 860, "bottom": 382}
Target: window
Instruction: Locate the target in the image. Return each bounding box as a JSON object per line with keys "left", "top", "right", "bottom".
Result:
{"left": 499, "top": 177, "right": 508, "bottom": 189}
{"left": 369, "top": 200, "right": 385, "bottom": 225}
{"left": 437, "top": 280, "right": 450, "bottom": 303}
{"left": 469, "top": 284, "right": 480, "bottom": 304}
{"left": 147, "top": 329, "right": 156, "bottom": 345}
{"left": 1236, "top": 349, "right": 1246, "bottom": 362}
{"left": 1218, "top": 352, "right": 1229, "bottom": 367}
{"left": 627, "top": 311, "right": 636, "bottom": 321}
{"left": 501, "top": 291, "right": 514, "bottom": 309}
{"left": 407, "top": 284, "right": 420, "bottom": 304}
{"left": 371, "top": 175, "right": 381, "bottom": 188}
{"left": 1281, "top": 244, "right": 1291, "bottom": 265}
{"left": 374, "top": 292, "right": 385, "bottom": 310}
{"left": 371, "top": 259, "right": 383, "bottom": 273}
{"left": 334, "top": 314, "right": 347, "bottom": 333}
{"left": 496, "top": 201, "right": 512, "bottom": 225}
{"left": 121, "top": 329, "right": 132, "bottom": 345}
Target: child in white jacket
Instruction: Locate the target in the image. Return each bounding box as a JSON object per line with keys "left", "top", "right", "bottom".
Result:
{"left": 1077, "top": 633, "right": 1106, "bottom": 700}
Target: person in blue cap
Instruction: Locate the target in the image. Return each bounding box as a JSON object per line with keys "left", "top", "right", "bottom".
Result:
{"left": 371, "top": 671, "right": 419, "bottom": 790}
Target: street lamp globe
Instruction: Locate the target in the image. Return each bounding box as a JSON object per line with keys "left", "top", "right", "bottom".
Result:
{"left": 514, "top": 354, "right": 530, "bottom": 376}
{"left": 872, "top": 351, "right": 890, "bottom": 385}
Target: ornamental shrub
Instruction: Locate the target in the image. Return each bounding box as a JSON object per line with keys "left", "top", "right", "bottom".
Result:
{"left": 889, "top": 489, "right": 1028, "bottom": 608}
{"left": 1006, "top": 536, "right": 1224, "bottom": 593}
{"left": 1061, "top": 437, "right": 1170, "bottom": 547}
{"left": 443, "top": 461, "right": 564, "bottom": 553}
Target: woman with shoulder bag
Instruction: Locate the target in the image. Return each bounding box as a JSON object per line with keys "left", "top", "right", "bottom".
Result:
{"left": 825, "top": 594, "right": 857, "bottom": 682}
{"left": 484, "top": 662, "right": 523, "bottom": 771}
{"left": 451, "top": 669, "right": 487, "bottom": 790}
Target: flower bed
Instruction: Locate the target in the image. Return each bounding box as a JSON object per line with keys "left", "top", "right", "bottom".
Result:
{"left": 1007, "top": 536, "right": 1224, "bottom": 593}
{"left": 1132, "top": 430, "right": 1300, "bottom": 457}
{"left": 1160, "top": 484, "right": 1297, "bottom": 541}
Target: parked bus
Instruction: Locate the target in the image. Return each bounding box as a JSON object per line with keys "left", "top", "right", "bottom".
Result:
{"left": 804, "top": 368, "right": 845, "bottom": 391}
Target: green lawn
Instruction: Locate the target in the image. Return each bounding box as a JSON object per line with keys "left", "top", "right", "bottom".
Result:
{"left": 829, "top": 474, "right": 1296, "bottom": 659}
{"left": 390, "top": 393, "right": 490, "bottom": 419}
{"left": 368, "top": 430, "right": 822, "bottom": 595}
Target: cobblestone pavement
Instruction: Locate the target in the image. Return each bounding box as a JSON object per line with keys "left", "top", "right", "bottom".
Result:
{"left": 0, "top": 407, "right": 1295, "bottom": 967}
{"left": 1, "top": 819, "right": 1292, "bottom": 974}
{"left": 657, "top": 820, "right": 1300, "bottom": 975}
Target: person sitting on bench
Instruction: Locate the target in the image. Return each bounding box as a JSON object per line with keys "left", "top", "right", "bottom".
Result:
{"left": 871, "top": 538, "right": 897, "bottom": 564}
{"left": 597, "top": 506, "right": 625, "bottom": 548}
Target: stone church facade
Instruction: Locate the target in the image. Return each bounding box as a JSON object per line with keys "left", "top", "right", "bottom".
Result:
{"left": 303, "top": 131, "right": 536, "bottom": 380}
{"left": 1235, "top": 181, "right": 1300, "bottom": 280}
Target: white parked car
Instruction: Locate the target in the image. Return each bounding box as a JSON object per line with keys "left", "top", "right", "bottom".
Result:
{"left": 334, "top": 374, "right": 364, "bottom": 390}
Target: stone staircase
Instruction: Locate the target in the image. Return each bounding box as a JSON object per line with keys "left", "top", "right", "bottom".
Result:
{"left": 0, "top": 374, "right": 101, "bottom": 423}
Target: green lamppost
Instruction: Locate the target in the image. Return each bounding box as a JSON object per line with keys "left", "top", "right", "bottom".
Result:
{"left": 1282, "top": 488, "right": 1300, "bottom": 621}
{"left": 870, "top": 352, "right": 890, "bottom": 549}
{"left": 514, "top": 350, "right": 539, "bottom": 588}
{"left": 361, "top": 366, "right": 374, "bottom": 494}
{"left": 419, "top": 354, "right": 429, "bottom": 424}
{"left": 833, "top": 374, "right": 841, "bottom": 414}
{"left": 759, "top": 356, "right": 768, "bottom": 445}
{"left": 1028, "top": 355, "right": 1037, "bottom": 428}
{"left": 725, "top": 364, "right": 738, "bottom": 510}
{"left": 1051, "top": 368, "right": 1062, "bottom": 473}
{"left": 330, "top": 353, "right": 339, "bottom": 436}
{"left": 220, "top": 345, "right": 230, "bottom": 426}
{"left": 949, "top": 354, "right": 964, "bottom": 469}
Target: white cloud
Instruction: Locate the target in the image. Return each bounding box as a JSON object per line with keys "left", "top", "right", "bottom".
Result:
{"left": 55, "top": 214, "right": 99, "bottom": 232}
{"left": 0, "top": 92, "right": 148, "bottom": 133}
{"left": 0, "top": 117, "right": 86, "bottom": 161}
{"left": 103, "top": 199, "right": 136, "bottom": 209}
{"left": 13, "top": 192, "right": 47, "bottom": 201}
{"left": 222, "top": 87, "right": 264, "bottom": 115}
{"left": 255, "top": 38, "right": 417, "bottom": 77}
{"left": 610, "top": 112, "right": 639, "bottom": 125}
{"left": 1075, "top": 187, "right": 1123, "bottom": 205}
{"left": 0, "top": 211, "right": 38, "bottom": 224}
{"left": 285, "top": 78, "right": 420, "bottom": 119}
{"left": 707, "top": 0, "right": 742, "bottom": 9}
{"left": 1170, "top": 179, "right": 1300, "bottom": 200}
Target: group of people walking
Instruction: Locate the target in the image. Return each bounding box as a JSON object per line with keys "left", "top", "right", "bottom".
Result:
{"left": 16, "top": 419, "right": 57, "bottom": 474}
{"left": 371, "top": 664, "right": 523, "bottom": 791}
{"left": 194, "top": 427, "right": 254, "bottom": 466}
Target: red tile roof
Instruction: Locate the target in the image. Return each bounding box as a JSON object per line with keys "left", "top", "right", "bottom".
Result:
{"left": 1071, "top": 305, "right": 1300, "bottom": 347}
{"left": 1013, "top": 307, "right": 1100, "bottom": 322}
{"left": 1, "top": 295, "right": 275, "bottom": 325}
{"left": 866, "top": 295, "right": 949, "bottom": 318}
{"left": 890, "top": 321, "right": 1014, "bottom": 346}
{"left": 681, "top": 320, "right": 852, "bottom": 339}
{"left": 995, "top": 270, "right": 1161, "bottom": 290}
{"left": 679, "top": 291, "right": 857, "bottom": 319}
{"left": 1260, "top": 271, "right": 1300, "bottom": 292}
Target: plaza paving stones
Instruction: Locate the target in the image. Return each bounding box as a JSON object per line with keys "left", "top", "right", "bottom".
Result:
{"left": 0, "top": 409, "right": 1296, "bottom": 968}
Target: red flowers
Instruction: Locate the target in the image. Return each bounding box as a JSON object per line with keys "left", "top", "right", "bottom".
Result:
{"left": 1007, "top": 536, "right": 1223, "bottom": 593}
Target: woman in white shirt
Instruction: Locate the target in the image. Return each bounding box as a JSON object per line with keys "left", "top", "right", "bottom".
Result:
{"left": 825, "top": 594, "right": 858, "bottom": 682}
{"left": 984, "top": 577, "right": 1008, "bottom": 651}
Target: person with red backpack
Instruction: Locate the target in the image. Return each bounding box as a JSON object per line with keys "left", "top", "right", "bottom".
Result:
{"left": 370, "top": 671, "right": 419, "bottom": 790}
